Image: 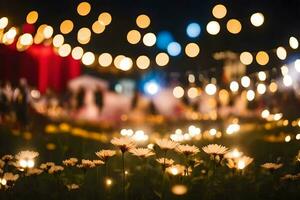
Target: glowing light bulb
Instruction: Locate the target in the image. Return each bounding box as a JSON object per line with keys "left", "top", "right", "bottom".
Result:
{"left": 230, "top": 81, "right": 239, "bottom": 92}
{"left": 246, "top": 90, "right": 255, "bottom": 101}
{"left": 241, "top": 76, "right": 251, "bottom": 88}
{"left": 250, "top": 13, "right": 264, "bottom": 27}
{"left": 205, "top": 83, "right": 217, "bottom": 95}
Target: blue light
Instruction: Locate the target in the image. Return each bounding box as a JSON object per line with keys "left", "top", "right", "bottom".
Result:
{"left": 167, "top": 42, "right": 181, "bottom": 56}
{"left": 156, "top": 31, "right": 174, "bottom": 50}
{"left": 144, "top": 81, "right": 160, "bottom": 96}
{"left": 186, "top": 23, "right": 201, "bottom": 38}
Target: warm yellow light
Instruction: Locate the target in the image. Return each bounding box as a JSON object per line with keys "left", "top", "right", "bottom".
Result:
{"left": 283, "top": 75, "right": 293, "bottom": 87}
{"left": 60, "top": 20, "right": 74, "bottom": 34}
{"left": 82, "top": 52, "right": 95, "bottom": 66}
{"left": 105, "top": 178, "right": 113, "bottom": 186}
{"left": 173, "top": 86, "right": 185, "bottom": 98}
{"left": 77, "top": 2, "right": 91, "bottom": 16}
{"left": 212, "top": 4, "right": 227, "bottom": 19}
{"left": 185, "top": 43, "right": 200, "bottom": 57}
{"left": 143, "top": 32, "right": 156, "bottom": 47}
{"left": 0, "top": 17, "right": 8, "bottom": 29}
{"left": 281, "top": 65, "right": 289, "bottom": 76}
{"left": 71, "top": 46, "right": 84, "bottom": 60}
{"left": 136, "top": 14, "right": 151, "bottom": 29}
{"left": 276, "top": 46, "right": 287, "bottom": 60}
{"left": 114, "top": 55, "right": 125, "bottom": 68}
{"left": 256, "top": 51, "right": 269, "bottom": 65}
{"left": 171, "top": 184, "right": 187, "bottom": 196}
{"left": 53, "top": 34, "right": 64, "bottom": 47}
{"left": 98, "top": 53, "right": 113, "bottom": 67}
{"left": 58, "top": 44, "right": 71, "bottom": 57}
{"left": 118, "top": 57, "right": 133, "bottom": 71}
{"left": 92, "top": 21, "right": 105, "bottom": 34}
{"left": 240, "top": 52, "right": 253, "bottom": 65}
{"left": 206, "top": 21, "right": 220, "bottom": 35}
{"left": 2, "top": 27, "right": 17, "bottom": 44}
{"left": 187, "top": 87, "right": 198, "bottom": 98}
{"left": 77, "top": 27, "right": 91, "bottom": 44}
{"left": 20, "top": 33, "right": 33, "bottom": 46}
{"left": 289, "top": 36, "right": 299, "bottom": 49}
{"left": 136, "top": 55, "right": 150, "bottom": 69}
{"left": 237, "top": 160, "right": 245, "bottom": 169}
{"left": 98, "top": 12, "right": 112, "bottom": 26}
{"left": 269, "top": 82, "right": 278, "bottom": 93}
{"left": 26, "top": 11, "right": 39, "bottom": 24}
{"left": 285, "top": 135, "right": 291, "bottom": 142}
{"left": 250, "top": 13, "right": 264, "bottom": 27}
{"left": 43, "top": 25, "right": 54, "bottom": 39}
{"left": 155, "top": 52, "right": 169, "bottom": 66}
{"left": 127, "top": 30, "right": 141, "bottom": 44}
{"left": 209, "top": 128, "right": 217, "bottom": 136}
{"left": 226, "top": 19, "right": 242, "bottom": 34}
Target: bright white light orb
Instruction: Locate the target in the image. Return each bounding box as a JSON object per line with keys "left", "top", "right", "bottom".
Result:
{"left": 257, "top": 83, "right": 266, "bottom": 94}
{"left": 205, "top": 83, "right": 217, "bottom": 95}
{"left": 230, "top": 81, "right": 239, "bottom": 92}
{"left": 295, "top": 59, "right": 300, "bottom": 72}
{"left": 144, "top": 81, "right": 159, "bottom": 96}
{"left": 258, "top": 71, "right": 267, "bottom": 81}
{"left": 250, "top": 13, "right": 264, "bottom": 27}
{"left": 241, "top": 76, "right": 251, "bottom": 88}
{"left": 246, "top": 90, "right": 255, "bottom": 101}
{"left": 206, "top": 21, "right": 220, "bottom": 35}
{"left": 173, "top": 86, "right": 185, "bottom": 98}
{"left": 283, "top": 75, "right": 293, "bottom": 87}
{"left": 289, "top": 36, "right": 299, "bottom": 49}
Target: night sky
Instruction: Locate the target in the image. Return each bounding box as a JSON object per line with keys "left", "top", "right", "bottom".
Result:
{"left": 1, "top": 0, "right": 300, "bottom": 83}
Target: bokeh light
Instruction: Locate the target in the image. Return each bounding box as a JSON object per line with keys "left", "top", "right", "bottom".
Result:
{"left": 98, "top": 12, "right": 112, "bottom": 26}
{"left": 92, "top": 21, "right": 105, "bottom": 34}
{"left": 212, "top": 4, "right": 227, "bottom": 19}
{"left": 258, "top": 71, "right": 267, "bottom": 81}
{"left": 26, "top": 11, "right": 38, "bottom": 24}
{"left": 173, "top": 86, "right": 185, "bottom": 98}
{"left": 53, "top": 34, "right": 64, "bottom": 47}
{"left": 77, "top": 27, "right": 91, "bottom": 44}
{"left": 256, "top": 51, "right": 269, "bottom": 65}
{"left": 226, "top": 19, "right": 242, "bottom": 34}
{"left": 246, "top": 90, "right": 255, "bottom": 101}
{"left": 60, "top": 20, "right": 74, "bottom": 34}
{"left": 188, "top": 87, "right": 198, "bottom": 99}
{"left": 250, "top": 13, "right": 264, "bottom": 27}
{"left": 185, "top": 43, "right": 200, "bottom": 57}
{"left": 119, "top": 57, "right": 133, "bottom": 71}
{"left": 186, "top": 23, "right": 201, "bottom": 38}
{"left": 58, "top": 43, "right": 71, "bottom": 57}
{"left": 71, "top": 46, "right": 84, "bottom": 60}
{"left": 295, "top": 59, "right": 300, "bottom": 72}
{"left": 114, "top": 55, "right": 125, "bottom": 68}
{"left": 257, "top": 83, "right": 266, "bottom": 94}
{"left": 289, "top": 36, "right": 299, "bottom": 49}
{"left": 230, "top": 81, "right": 239, "bottom": 92}
{"left": 82, "top": 52, "right": 95, "bottom": 66}
{"left": 155, "top": 52, "right": 169, "bottom": 66}
{"left": 0, "top": 17, "right": 8, "bottom": 29}
{"left": 77, "top": 2, "right": 91, "bottom": 16}
{"left": 144, "top": 81, "right": 159, "bottom": 95}
{"left": 167, "top": 42, "right": 181, "bottom": 56}
{"left": 283, "top": 75, "right": 293, "bottom": 87}
{"left": 269, "top": 82, "right": 278, "bottom": 93}
{"left": 143, "top": 33, "right": 156, "bottom": 47}
{"left": 205, "top": 83, "right": 217, "bottom": 95}
{"left": 156, "top": 31, "right": 174, "bottom": 50}
{"left": 206, "top": 21, "right": 220, "bottom": 35}
{"left": 98, "top": 53, "right": 113, "bottom": 67}
{"left": 136, "top": 14, "right": 151, "bottom": 29}
{"left": 241, "top": 76, "right": 251, "bottom": 88}
{"left": 276, "top": 46, "right": 287, "bottom": 60}
{"left": 43, "top": 25, "right": 53, "bottom": 39}
{"left": 240, "top": 52, "right": 253, "bottom": 65}
{"left": 20, "top": 33, "right": 33, "bottom": 46}
{"left": 127, "top": 30, "right": 141, "bottom": 44}
{"left": 136, "top": 55, "right": 150, "bottom": 69}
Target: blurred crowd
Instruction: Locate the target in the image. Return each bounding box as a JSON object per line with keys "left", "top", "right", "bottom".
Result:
{"left": 1, "top": 78, "right": 300, "bottom": 129}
